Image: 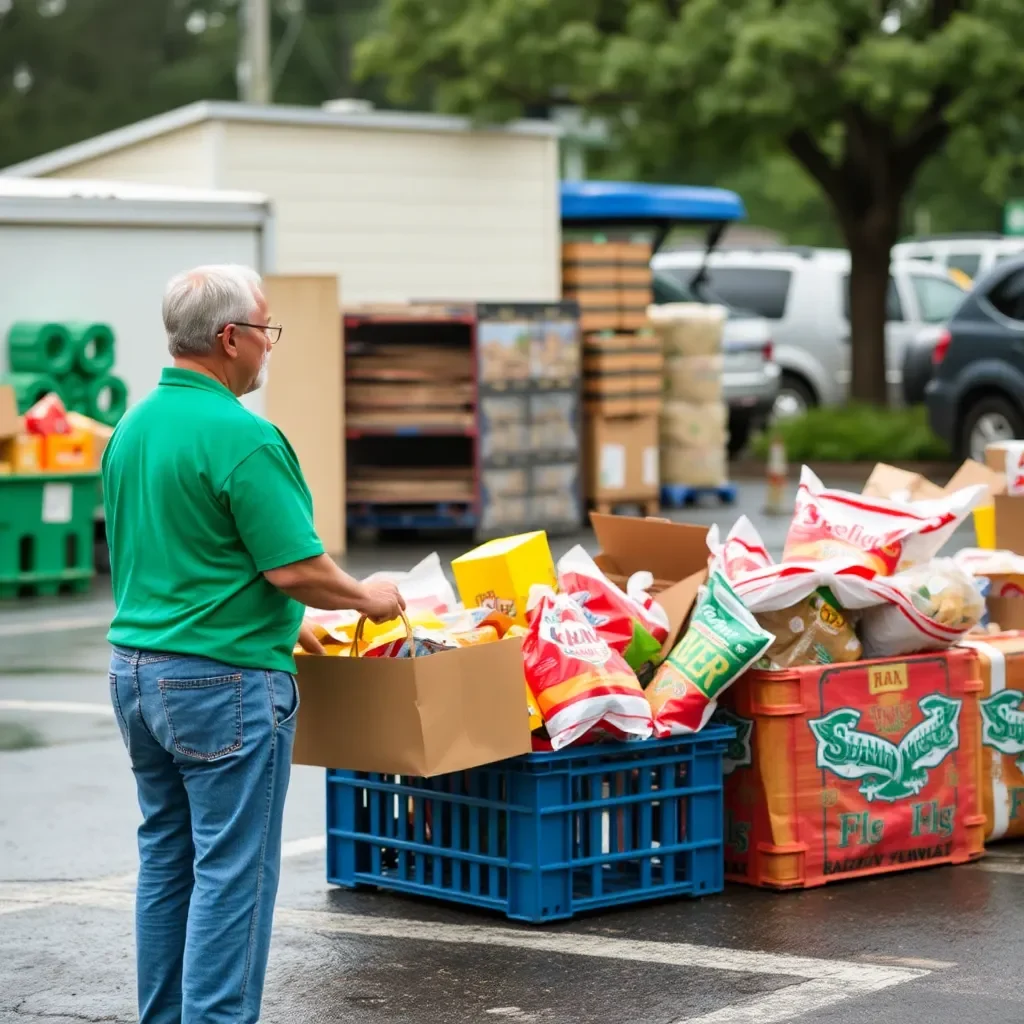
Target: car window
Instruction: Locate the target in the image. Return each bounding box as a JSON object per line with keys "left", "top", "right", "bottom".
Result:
{"left": 986, "top": 267, "right": 1024, "bottom": 321}
{"left": 995, "top": 249, "right": 1024, "bottom": 264}
{"left": 694, "top": 267, "right": 792, "bottom": 319}
{"left": 841, "top": 276, "right": 904, "bottom": 322}
{"left": 910, "top": 274, "right": 965, "bottom": 323}
{"left": 946, "top": 252, "right": 981, "bottom": 278}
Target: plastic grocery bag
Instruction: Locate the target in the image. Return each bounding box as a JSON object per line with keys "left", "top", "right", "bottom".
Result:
{"left": 646, "top": 568, "right": 774, "bottom": 736}
{"left": 755, "top": 589, "right": 863, "bottom": 669}
{"left": 859, "top": 560, "right": 986, "bottom": 658}
{"left": 556, "top": 545, "right": 670, "bottom": 675}
{"left": 522, "top": 585, "right": 653, "bottom": 750}
{"left": 784, "top": 466, "right": 985, "bottom": 574}
{"left": 361, "top": 552, "right": 458, "bottom": 615}
{"left": 708, "top": 516, "right": 885, "bottom": 613}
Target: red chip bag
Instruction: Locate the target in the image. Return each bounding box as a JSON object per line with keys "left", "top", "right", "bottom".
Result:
{"left": 556, "top": 545, "right": 670, "bottom": 673}
{"left": 25, "top": 393, "right": 70, "bottom": 436}
{"left": 522, "top": 586, "right": 653, "bottom": 750}
{"left": 785, "top": 466, "right": 982, "bottom": 575}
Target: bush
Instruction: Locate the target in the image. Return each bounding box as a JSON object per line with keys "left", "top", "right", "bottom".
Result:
{"left": 750, "top": 404, "right": 951, "bottom": 463}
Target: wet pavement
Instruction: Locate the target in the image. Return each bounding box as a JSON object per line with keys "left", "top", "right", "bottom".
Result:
{"left": 2, "top": 481, "right": 1015, "bottom": 1024}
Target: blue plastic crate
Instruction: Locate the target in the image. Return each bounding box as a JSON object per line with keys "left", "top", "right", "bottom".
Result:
{"left": 326, "top": 727, "right": 734, "bottom": 923}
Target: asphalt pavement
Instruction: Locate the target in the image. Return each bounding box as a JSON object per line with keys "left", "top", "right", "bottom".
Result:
{"left": 3, "top": 480, "right": 1020, "bottom": 1024}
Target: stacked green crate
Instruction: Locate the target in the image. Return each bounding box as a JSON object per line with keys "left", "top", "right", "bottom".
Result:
{"left": 1, "top": 321, "right": 128, "bottom": 425}
{"left": 0, "top": 473, "right": 100, "bottom": 599}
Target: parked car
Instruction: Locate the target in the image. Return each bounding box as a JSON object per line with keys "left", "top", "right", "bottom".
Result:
{"left": 901, "top": 324, "right": 948, "bottom": 406}
{"left": 893, "top": 233, "right": 1024, "bottom": 284}
{"left": 651, "top": 268, "right": 779, "bottom": 454}
{"left": 651, "top": 246, "right": 967, "bottom": 417}
{"left": 926, "top": 254, "right": 1024, "bottom": 461}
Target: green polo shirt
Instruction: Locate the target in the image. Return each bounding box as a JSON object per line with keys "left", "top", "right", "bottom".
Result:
{"left": 102, "top": 367, "right": 324, "bottom": 672}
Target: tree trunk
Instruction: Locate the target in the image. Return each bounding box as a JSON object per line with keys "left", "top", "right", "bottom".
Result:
{"left": 839, "top": 208, "right": 901, "bottom": 406}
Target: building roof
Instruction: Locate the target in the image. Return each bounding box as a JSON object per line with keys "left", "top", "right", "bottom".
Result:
{"left": 0, "top": 99, "right": 562, "bottom": 179}
{"left": 560, "top": 180, "right": 746, "bottom": 224}
{"left": 0, "top": 176, "right": 271, "bottom": 228}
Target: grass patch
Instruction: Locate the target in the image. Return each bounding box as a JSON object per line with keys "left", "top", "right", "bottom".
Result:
{"left": 751, "top": 404, "right": 952, "bottom": 463}
{"left": 0, "top": 721, "right": 46, "bottom": 751}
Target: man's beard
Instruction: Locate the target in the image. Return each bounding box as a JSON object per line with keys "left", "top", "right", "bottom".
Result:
{"left": 246, "top": 351, "right": 270, "bottom": 394}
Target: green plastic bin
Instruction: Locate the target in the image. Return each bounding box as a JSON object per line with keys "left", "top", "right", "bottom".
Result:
{"left": 0, "top": 473, "right": 100, "bottom": 599}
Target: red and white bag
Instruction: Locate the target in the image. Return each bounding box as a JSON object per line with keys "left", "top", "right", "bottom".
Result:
{"left": 708, "top": 516, "right": 884, "bottom": 613}
{"left": 522, "top": 586, "right": 653, "bottom": 750}
{"left": 859, "top": 560, "right": 986, "bottom": 658}
{"left": 784, "top": 466, "right": 984, "bottom": 575}
{"left": 556, "top": 545, "right": 670, "bottom": 671}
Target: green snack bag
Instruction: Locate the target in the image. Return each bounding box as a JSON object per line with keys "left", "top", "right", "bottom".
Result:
{"left": 646, "top": 569, "right": 774, "bottom": 735}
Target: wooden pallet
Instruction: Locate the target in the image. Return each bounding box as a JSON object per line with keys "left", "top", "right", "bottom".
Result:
{"left": 590, "top": 496, "right": 660, "bottom": 517}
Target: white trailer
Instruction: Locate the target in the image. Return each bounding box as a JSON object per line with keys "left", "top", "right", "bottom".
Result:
{"left": 0, "top": 177, "right": 274, "bottom": 416}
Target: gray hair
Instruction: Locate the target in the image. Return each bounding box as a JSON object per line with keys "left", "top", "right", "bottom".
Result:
{"left": 163, "top": 264, "right": 263, "bottom": 358}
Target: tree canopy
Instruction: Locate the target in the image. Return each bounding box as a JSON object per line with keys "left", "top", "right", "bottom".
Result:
{"left": 358, "top": 0, "right": 1024, "bottom": 402}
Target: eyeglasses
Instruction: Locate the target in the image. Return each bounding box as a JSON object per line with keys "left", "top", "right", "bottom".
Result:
{"left": 222, "top": 322, "right": 283, "bottom": 345}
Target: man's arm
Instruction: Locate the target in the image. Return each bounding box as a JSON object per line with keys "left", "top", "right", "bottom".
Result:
{"left": 264, "top": 553, "right": 404, "bottom": 623}
{"left": 223, "top": 444, "right": 404, "bottom": 623}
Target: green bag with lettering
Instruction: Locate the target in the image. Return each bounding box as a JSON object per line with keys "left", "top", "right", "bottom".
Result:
{"left": 646, "top": 568, "right": 774, "bottom": 736}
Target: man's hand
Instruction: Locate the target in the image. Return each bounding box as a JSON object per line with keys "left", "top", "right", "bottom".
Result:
{"left": 359, "top": 581, "right": 406, "bottom": 624}
{"left": 297, "top": 621, "right": 326, "bottom": 655}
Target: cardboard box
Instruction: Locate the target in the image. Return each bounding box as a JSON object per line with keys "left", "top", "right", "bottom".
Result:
{"left": 589, "top": 512, "right": 709, "bottom": 655}
{"left": 44, "top": 429, "right": 94, "bottom": 472}
{"left": 292, "top": 637, "right": 533, "bottom": 776}
{"left": 0, "top": 385, "right": 17, "bottom": 438}
{"left": 452, "top": 531, "right": 557, "bottom": 625}
{"left": 863, "top": 459, "right": 1004, "bottom": 502}
{"left": 585, "top": 415, "right": 659, "bottom": 500}
{"left": 66, "top": 412, "right": 114, "bottom": 465}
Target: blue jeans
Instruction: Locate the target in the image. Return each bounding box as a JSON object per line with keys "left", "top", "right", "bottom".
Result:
{"left": 108, "top": 647, "right": 298, "bottom": 1024}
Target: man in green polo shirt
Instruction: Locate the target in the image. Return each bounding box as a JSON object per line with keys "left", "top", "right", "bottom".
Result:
{"left": 104, "top": 264, "right": 404, "bottom": 1024}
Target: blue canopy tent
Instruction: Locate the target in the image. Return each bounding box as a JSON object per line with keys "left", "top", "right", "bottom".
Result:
{"left": 560, "top": 180, "right": 746, "bottom": 256}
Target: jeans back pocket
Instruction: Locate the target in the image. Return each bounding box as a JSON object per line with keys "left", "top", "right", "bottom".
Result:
{"left": 158, "top": 674, "right": 243, "bottom": 761}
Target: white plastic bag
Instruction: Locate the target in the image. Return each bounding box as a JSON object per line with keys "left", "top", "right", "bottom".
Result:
{"left": 859, "top": 560, "right": 986, "bottom": 658}
{"left": 785, "top": 466, "right": 986, "bottom": 574}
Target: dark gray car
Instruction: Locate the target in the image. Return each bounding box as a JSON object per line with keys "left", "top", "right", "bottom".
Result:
{"left": 926, "top": 254, "right": 1024, "bottom": 461}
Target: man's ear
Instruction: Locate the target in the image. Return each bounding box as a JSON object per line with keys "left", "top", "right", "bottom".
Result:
{"left": 219, "top": 325, "right": 239, "bottom": 361}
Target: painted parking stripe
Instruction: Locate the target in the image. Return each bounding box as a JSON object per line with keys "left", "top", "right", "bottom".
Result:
{"left": 0, "top": 699, "right": 114, "bottom": 716}
{"left": 278, "top": 908, "right": 932, "bottom": 1024}
{"left": 0, "top": 614, "right": 110, "bottom": 638}
{"left": 0, "top": 877, "right": 936, "bottom": 1022}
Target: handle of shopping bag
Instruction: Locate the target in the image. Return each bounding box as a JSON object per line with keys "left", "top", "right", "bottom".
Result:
{"left": 350, "top": 610, "right": 415, "bottom": 658}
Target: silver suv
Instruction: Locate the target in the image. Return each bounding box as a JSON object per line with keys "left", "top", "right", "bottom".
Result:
{"left": 652, "top": 247, "right": 966, "bottom": 415}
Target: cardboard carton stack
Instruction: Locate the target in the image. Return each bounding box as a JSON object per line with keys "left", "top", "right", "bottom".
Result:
{"left": 0, "top": 384, "right": 110, "bottom": 476}
{"left": 563, "top": 240, "right": 662, "bottom": 513}
{"left": 648, "top": 303, "right": 729, "bottom": 490}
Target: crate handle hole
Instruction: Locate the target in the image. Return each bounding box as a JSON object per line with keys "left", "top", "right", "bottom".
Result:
{"left": 18, "top": 535, "right": 34, "bottom": 572}
{"left": 65, "top": 533, "right": 78, "bottom": 569}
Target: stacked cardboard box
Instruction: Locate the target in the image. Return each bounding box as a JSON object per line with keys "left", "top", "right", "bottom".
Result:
{"left": 649, "top": 303, "right": 729, "bottom": 489}
{"left": 564, "top": 239, "right": 662, "bottom": 511}
{"left": 562, "top": 241, "right": 654, "bottom": 333}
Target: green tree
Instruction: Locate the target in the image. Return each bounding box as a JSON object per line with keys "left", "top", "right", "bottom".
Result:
{"left": 357, "top": 0, "right": 1024, "bottom": 403}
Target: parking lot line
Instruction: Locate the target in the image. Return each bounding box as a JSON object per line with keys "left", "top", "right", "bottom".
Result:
{"left": 0, "top": 699, "right": 114, "bottom": 716}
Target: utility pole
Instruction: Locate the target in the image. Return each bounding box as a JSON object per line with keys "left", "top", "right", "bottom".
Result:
{"left": 239, "top": 0, "right": 272, "bottom": 105}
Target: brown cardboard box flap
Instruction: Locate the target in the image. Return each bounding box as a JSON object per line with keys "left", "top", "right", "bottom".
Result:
{"left": 589, "top": 512, "right": 710, "bottom": 654}
{"left": 0, "top": 385, "right": 18, "bottom": 441}
{"left": 862, "top": 463, "right": 944, "bottom": 501}
{"left": 292, "top": 637, "right": 531, "bottom": 776}
{"left": 995, "top": 493, "right": 1024, "bottom": 555}
{"left": 945, "top": 458, "right": 1005, "bottom": 498}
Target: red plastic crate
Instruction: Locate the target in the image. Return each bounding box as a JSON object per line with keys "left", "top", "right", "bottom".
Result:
{"left": 718, "top": 648, "right": 985, "bottom": 889}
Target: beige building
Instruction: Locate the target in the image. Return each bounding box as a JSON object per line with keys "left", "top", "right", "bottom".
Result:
{"left": 2, "top": 101, "right": 562, "bottom": 304}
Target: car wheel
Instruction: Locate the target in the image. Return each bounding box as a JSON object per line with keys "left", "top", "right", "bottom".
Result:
{"left": 773, "top": 372, "right": 817, "bottom": 420}
{"left": 960, "top": 395, "right": 1024, "bottom": 463}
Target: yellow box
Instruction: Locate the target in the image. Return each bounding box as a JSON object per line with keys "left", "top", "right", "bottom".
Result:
{"left": 451, "top": 531, "right": 556, "bottom": 626}
{"left": 974, "top": 503, "right": 996, "bottom": 549}
{"left": 0, "top": 433, "right": 44, "bottom": 474}
{"left": 44, "top": 429, "right": 95, "bottom": 472}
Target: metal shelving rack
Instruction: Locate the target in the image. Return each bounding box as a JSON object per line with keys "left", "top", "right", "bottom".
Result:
{"left": 344, "top": 301, "right": 582, "bottom": 538}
